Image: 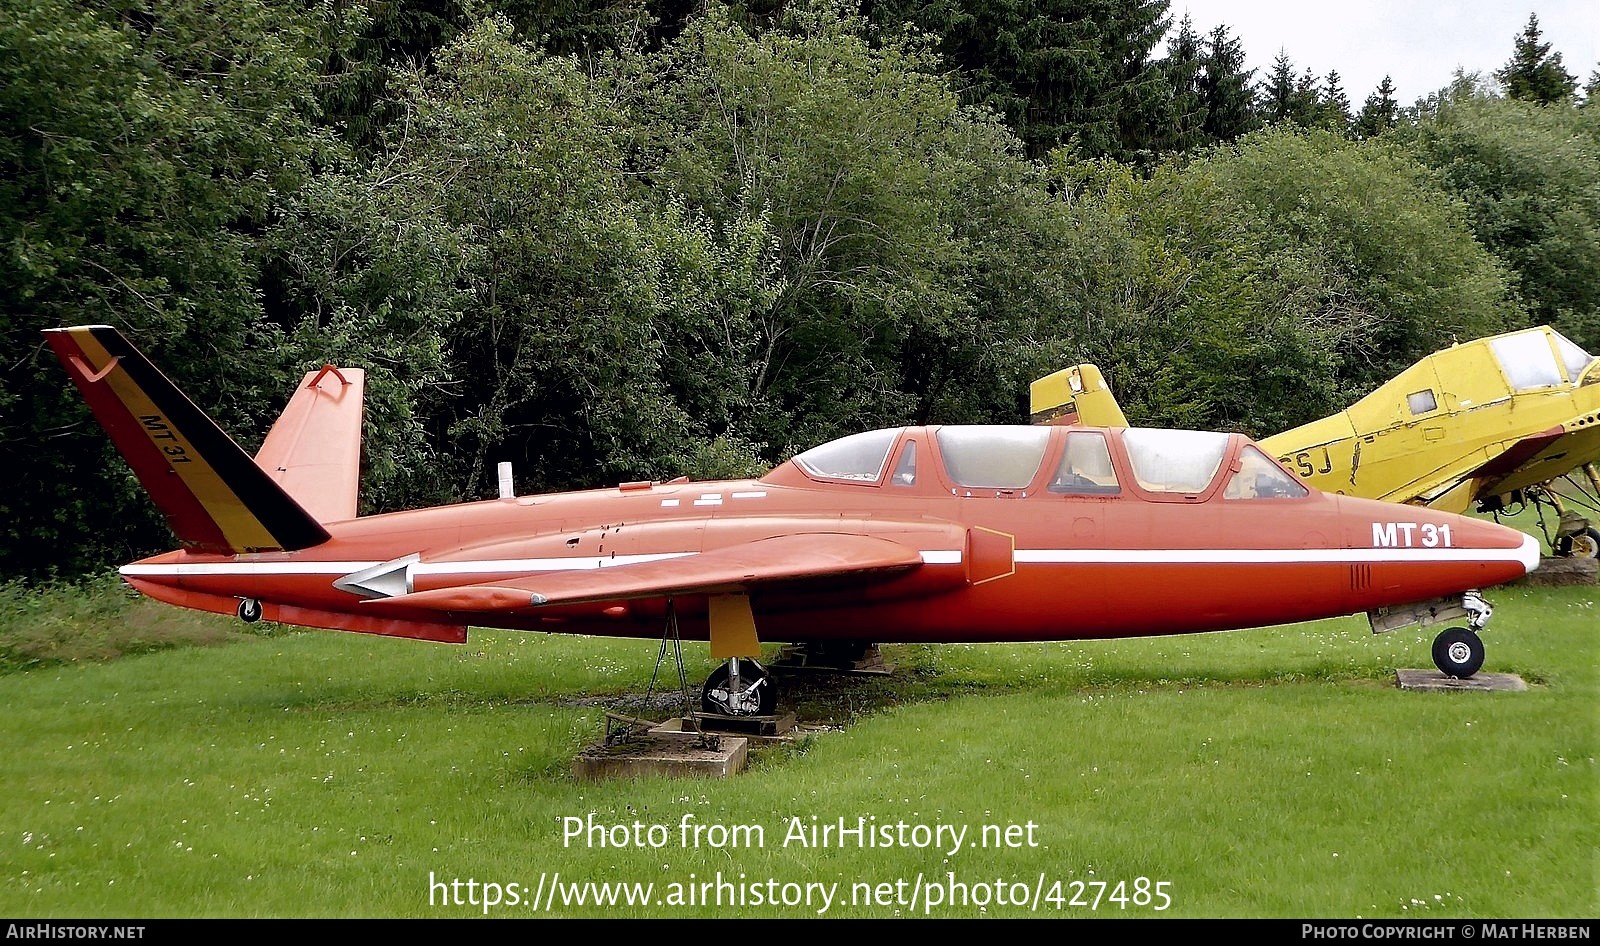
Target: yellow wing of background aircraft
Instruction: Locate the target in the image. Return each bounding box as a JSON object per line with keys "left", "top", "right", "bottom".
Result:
{"left": 1030, "top": 326, "right": 1600, "bottom": 558}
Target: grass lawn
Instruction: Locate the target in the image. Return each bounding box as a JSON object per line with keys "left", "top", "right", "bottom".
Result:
{"left": 0, "top": 576, "right": 1594, "bottom": 918}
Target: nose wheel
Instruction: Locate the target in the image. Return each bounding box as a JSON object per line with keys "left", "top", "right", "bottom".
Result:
{"left": 1431, "top": 627, "right": 1485, "bottom": 678}
{"left": 701, "top": 658, "right": 775, "bottom": 717}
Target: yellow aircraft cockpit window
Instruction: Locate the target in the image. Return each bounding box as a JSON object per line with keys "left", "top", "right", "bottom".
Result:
{"left": 793, "top": 428, "right": 899, "bottom": 483}
{"left": 1048, "top": 431, "right": 1120, "bottom": 495}
{"left": 1224, "top": 446, "right": 1310, "bottom": 499}
{"left": 1122, "top": 429, "right": 1230, "bottom": 495}
{"left": 936, "top": 426, "right": 1051, "bottom": 489}
{"left": 1552, "top": 331, "right": 1595, "bottom": 384}
{"left": 1491, "top": 330, "right": 1564, "bottom": 391}
{"left": 1408, "top": 389, "right": 1438, "bottom": 415}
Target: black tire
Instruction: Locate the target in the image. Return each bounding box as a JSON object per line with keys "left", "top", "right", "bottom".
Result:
{"left": 1431, "top": 627, "right": 1484, "bottom": 679}
{"left": 701, "top": 661, "right": 775, "bottom": 717}
{"left": 1555, "top": 527, "right": 1600, "bottom": 560}
{"left": 237, "top": 598, "right": 263, "bottom": 623}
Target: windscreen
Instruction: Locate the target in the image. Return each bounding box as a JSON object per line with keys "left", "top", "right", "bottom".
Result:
{"left": 792, "top": 428, "right": 898, "bottom": 482}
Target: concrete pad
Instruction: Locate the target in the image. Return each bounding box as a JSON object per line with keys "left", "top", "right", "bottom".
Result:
{"left": 1395, "top": 669, "right": 1529, "bottom": 692}
{"left": 573, "top": 731, "right": 748, "bottom": 780}
{"left": 1516, "top": 556, "right": 1597, "bottom": 586}
{"left": 652, "top": 716, "right": 829, "bottom": 746}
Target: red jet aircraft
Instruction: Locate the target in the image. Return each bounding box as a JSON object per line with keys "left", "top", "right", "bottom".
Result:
{"left": 47, "top": 326, "right": 1539, "bottom": 715}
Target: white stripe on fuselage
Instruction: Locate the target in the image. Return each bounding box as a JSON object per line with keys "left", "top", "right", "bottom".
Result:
{"left": 121, "top": 552, "right": 695, "bottom": 578}
{"left": 119, "top": 535, "right": 1537, "bottom": 580}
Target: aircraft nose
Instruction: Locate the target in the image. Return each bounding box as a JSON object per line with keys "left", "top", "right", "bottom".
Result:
{"left": 1514, "top": 530, "right": 1541, "bottom": 574}
{"left": 1336, "top": 496, "right": 1542, "bottom": 588}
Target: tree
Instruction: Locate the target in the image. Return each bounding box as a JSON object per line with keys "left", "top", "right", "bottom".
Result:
{"left": 866, "top": 0, "right": 1174, "bottom": 161}
{"left": 1495, "top": 13, "right": 1577, "bottom": 104}
{"left": 630, "top": 4, "right": 1061, "bottom": 445}
{"left": 1156, "top": 13, "right": 1207, "bottom": 153}
{"left": 1319, "top": 69, "right": 1353, "bottom": 134}
{"left": 1396, "top": 88, "right": 1600, "bottom": 349}
{"left": 1259, "top": 51, "right": 1297, "bottom": 123}
{"left": 0, "top": 0, "right": 341, "bottom": 579}
{"left": 275, "top": 17, "right": 790, "bottom": 503}
{"left": 1354, "top": 75, "right": 1398, "bottom": 138}
{"left": 1258, "top": 58, "right": 1322, "bottom": 128}
{"left": 1198, "top": 24, "right": 1256, "bottom": 142}
{"left": 1046, "top": 128, "right": 1520, "bottom": 433}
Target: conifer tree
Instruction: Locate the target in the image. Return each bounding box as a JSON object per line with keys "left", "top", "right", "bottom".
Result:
{"left": 1319, "top": 69, "right": 1353, "bottom": 134}
{"left": 1198, "top": 23, "right": 1256, "bottom": 142}
{"left": 1106, "top": 0, "right": 1177, "bottom": 162}
{"left": 1260, "top": 50, "right": 1296, "bottom": 123}
{"left": 1354, "top": 75, "right": 1398, "bottom": 138}
{"left": 1495, "top": 13, "right": 1577, "bottom": 104}
{"left": 1290, "top": 68, "right": 1322, "bottom": 125}
{"left": 1157, "top": 12, "right": 1207, "bottom": 152}
{"left": 870, "top": 0, "right": 1174, "bottom": 161}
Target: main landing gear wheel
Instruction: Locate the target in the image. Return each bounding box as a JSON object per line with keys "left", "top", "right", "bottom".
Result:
{"left": 702, "top": 658, "right": 775, "bottom": 717}
{"left": 1432, "top": 627, "right": 1485, "bottom": 679}
{"left": 1555, "top": 527, "right": 1600, "bottom": 560}
{"left": 237, "top": 598, "right": 263, "bottom": 623}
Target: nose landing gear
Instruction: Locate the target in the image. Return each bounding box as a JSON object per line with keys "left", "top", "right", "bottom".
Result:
{"left": 1430, "top": 590, "right": 1491, "bottom": 679}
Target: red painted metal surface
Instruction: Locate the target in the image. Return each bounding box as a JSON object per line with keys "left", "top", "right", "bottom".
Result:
{"left": 48, "top": 324, "right": 1538, "bottom": 651}
{"left": 113, "top": 425, "right": 1537, "bottom": 645}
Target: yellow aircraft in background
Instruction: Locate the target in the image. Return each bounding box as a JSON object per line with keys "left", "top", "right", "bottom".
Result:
{"left": 1031, "top": 326, "right": 1600, "bottom": 558}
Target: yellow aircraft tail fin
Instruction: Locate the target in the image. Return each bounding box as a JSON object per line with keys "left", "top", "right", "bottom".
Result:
{"left": 1030, "top": 364, "right": 1130, "bottom": 427}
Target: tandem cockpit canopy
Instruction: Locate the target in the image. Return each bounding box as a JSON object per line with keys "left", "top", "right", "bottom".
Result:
{"left": 772, "top": 425, "right": 1309, "bottom": 502}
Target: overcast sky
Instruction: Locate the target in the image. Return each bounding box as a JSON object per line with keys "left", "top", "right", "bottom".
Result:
{"left": 1170, "top": 1, "right": 1600, "bottom": 106}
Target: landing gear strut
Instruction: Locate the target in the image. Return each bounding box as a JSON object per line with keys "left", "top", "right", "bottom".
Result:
{"left": 701, "top": 657, "right": 776, "bottom": 717}
{"left": 1520, "top": 479, "right": 1600, "bottom": 559}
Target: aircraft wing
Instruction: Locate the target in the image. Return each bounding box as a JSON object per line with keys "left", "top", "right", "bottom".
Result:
{"left": 378, "top": 532, "right": 927, "bottom": 613}
{"left": 1467, "top": 419, "right": 1600, "bottom": 502}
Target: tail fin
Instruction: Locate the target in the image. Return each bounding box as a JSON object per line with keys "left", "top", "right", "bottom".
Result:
{"left": 255, "top": 364, "right": 365, "bottom": 523}
{"left": 1030, "top": 363, "right": 1131, "bottom": 428}
{"left": 44, "top": 325, "right": 331, "bottom": 554}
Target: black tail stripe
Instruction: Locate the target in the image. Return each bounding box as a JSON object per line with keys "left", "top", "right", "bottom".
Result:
{"left": 91, "top": 327, "right": 331, "bottom": 551}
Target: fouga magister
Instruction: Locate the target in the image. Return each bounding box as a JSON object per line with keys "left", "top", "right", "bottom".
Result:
{"left": 47, "top": 326, "right": 1540, "bottom": 715}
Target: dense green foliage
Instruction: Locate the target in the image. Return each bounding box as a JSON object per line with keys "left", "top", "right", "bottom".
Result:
{"left": 1047, "top": 129, "right": 1518, "bottom": 433}
{"left": 1397, "top": 86, "right": 1600, "bottom": 350}
{"left": 3, "top": 0, "right": 1596, "bottom": 579}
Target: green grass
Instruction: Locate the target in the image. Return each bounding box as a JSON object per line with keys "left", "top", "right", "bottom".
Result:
{"left": 0, "top": 580, "right": 1593, "bottom": 918}
{"left": 0, "top": 575, "right": 283, "bottom": 673}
